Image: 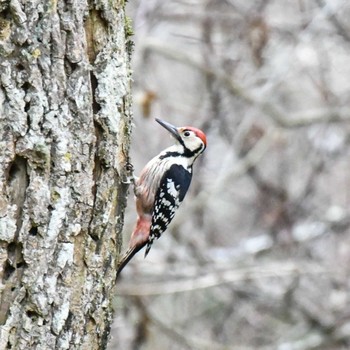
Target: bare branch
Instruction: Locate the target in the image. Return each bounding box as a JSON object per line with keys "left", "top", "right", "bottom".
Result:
{"left": 143, "top": 39, "right": 350, "bottom": 128}
{"left": 117, "top": 262, "right": 335, "bottom": 296}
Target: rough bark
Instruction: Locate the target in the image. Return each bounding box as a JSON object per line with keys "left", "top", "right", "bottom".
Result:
{"left": 0, "top": 0, "right": 132, "bottom": 349}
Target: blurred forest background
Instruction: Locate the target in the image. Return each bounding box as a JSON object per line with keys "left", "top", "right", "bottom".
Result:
{"left": 110, "top": 0, "right": 350, "bottom": 349}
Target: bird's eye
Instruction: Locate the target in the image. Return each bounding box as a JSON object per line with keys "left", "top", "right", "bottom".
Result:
{"left": 183, "top": 131, "right": 191, "bottom": 137}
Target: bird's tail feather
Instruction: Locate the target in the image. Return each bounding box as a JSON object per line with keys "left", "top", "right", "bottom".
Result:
{"left": 116, "top": 243, "right": 146, "bottom": 279}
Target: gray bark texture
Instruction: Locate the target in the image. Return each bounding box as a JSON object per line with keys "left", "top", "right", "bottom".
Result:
{"left": 0, "top": 0, "right": 132, "bottom": 349}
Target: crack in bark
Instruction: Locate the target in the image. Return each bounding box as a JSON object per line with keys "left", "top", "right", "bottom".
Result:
{"left": 0, "top": 151, "right": 27, "bottom": 322}
{"left": 8, "top": 156, "right": 29, "bottom": 231}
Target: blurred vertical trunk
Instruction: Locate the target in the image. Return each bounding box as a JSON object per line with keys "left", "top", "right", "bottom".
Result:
{"left": 0, "top": 0, "right": 132, "bottom": 349}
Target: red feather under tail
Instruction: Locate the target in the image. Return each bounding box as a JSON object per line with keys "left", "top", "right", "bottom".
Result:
{"left": 116, "top": 215, "right": 151, "bottom": 279}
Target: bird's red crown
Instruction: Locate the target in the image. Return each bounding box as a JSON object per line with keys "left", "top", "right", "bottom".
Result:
{"left": 183, "top": 126, "right": 207, "bottom": 146}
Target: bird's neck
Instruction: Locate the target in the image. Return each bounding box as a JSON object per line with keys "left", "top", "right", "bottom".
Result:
{"left": 158, "top": 144, "right": 197, "bottom": 167}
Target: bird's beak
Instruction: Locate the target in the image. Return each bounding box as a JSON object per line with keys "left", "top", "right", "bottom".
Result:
{"left": 155, "top": 118, "right": 181, "bottom": 142}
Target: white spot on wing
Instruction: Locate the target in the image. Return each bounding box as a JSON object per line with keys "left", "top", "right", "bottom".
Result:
{"left": 167, "top": 179, "right": 179, "bottom": 198}
{"left": 161, "top": 198, "right": 172, "bottom": 206}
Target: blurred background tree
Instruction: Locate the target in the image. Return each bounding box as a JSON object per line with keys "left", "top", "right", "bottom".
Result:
{"left": 112, "top": 1, "right": 350, "bottom": 349}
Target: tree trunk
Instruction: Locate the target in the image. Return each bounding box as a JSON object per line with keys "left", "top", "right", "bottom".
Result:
{"left": 0, "top": 1, "right": 132, "bottom": 349}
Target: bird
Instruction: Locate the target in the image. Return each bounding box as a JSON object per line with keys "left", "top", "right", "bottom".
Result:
{"left": 116, "top": 118, "right": 207, "bottom": 278}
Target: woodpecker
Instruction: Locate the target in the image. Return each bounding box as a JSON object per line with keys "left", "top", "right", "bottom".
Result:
{"left": 117, "top": 118, "right": 207, "bottom": 278}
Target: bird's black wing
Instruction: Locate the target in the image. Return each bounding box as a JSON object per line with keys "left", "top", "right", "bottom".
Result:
{"left": 145, "top": 164, "right": 192, "bottom": 257}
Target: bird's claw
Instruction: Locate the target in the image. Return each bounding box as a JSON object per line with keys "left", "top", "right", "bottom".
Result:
{"left": 122, "top": 162, "right": 137, "bottom": 185}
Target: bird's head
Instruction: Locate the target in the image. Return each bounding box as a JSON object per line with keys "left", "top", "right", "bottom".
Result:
{"left": 156, "top": 118, "right": 207, "bottom": 157}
